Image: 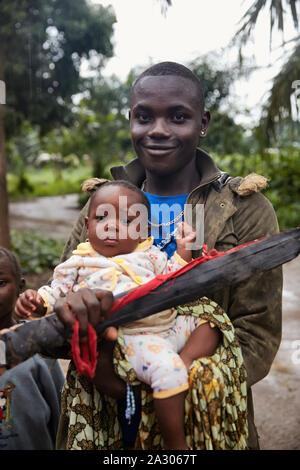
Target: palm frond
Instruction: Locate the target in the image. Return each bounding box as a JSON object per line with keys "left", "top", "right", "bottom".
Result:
{"left": 235, "top": 0, "right": 299, "bottom": 47}
{"left": 260, "top": 41, "right": 300, "bottom": 139}
{"left": 289, "top": 0, "right": 299, "bottom": 29}
{"left": 156, "top": 0, "right": 172, "bottom": 15}
{"left": 235, "top": 0, "right": 268, "bottom": 45}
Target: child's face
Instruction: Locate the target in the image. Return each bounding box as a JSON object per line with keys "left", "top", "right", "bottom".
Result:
{"left": 0, "top": 257, "right": 21, "bottom": 321}
{"left": 85, "top": 185, "right": 148, "bottom": 257}
{"left": 130, "top": 75, "right": 210, "bottom": 176}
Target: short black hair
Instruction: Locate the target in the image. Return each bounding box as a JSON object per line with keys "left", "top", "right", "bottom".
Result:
{"left": 132, "top": 61, "right": 205, "bottom": 110}
{"left": 88, "top": 180, "right": 150, "bottom": 216}
{"left": 0, "top": 248, "right": 22, "bottom": 284}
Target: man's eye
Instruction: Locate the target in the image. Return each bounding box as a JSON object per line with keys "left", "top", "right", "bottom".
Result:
{"left": 172, "top": 113, "right": 186, "bottom": 122}
{"left": 136, "top": 113, "right": 150, "bottom": 123}
{"left": 0, "top": 280, "right": 6, "bottom": 287}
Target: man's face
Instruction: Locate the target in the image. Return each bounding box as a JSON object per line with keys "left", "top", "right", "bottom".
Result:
{"left": 130, "top": 75, "right": 210, "bottom": 176}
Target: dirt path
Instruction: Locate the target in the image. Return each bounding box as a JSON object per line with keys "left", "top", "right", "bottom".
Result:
{"left": 9, "top": 194, "right": 80, "bottom": 239}
{"left": 252, "top": 256, "right": 300, "bottom": 450}
{"left": 9, "top": 195, "right": 300, "bottom": 450}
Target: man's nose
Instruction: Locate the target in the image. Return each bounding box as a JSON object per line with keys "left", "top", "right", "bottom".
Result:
{"left": 148, "top": 118, "right": 171, "bottom": 138}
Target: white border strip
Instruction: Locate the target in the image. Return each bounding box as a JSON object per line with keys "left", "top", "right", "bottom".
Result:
{"left": 0, "top": 339, "right": 6, "bottom": 365}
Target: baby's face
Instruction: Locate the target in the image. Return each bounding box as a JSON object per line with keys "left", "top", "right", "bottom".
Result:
{"left": 86, "top": 185, "right": 149, "bottom": 257}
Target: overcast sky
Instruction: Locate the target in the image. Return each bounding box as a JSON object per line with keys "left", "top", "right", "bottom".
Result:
{"left": 91, "top": 0, "right": 297, "bottom": 126}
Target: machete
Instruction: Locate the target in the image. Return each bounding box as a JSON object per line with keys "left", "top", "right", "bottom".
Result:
{"left": 1, "top": 227, "right": 299, "bottom": 366}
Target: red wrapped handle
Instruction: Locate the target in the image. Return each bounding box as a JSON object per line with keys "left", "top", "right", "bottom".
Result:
{"left": 71, "top": 315, "right": 98, "bottom": 378}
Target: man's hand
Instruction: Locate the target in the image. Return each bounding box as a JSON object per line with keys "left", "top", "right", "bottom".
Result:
{"left": 54, "top": 288, "right": 126, "bottom": 398}
{"left": 54, "top": 288, "right": 118, "bottom": 343}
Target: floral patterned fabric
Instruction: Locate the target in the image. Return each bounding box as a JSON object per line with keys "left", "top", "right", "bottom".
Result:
{"left": 56, "top": 297, "right": 248, "bottom": 450}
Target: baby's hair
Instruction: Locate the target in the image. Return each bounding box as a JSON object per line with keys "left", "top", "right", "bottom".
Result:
{"left": 0, "top": 248, "right": 22, "bottom": 283}
{"left": 88, "top": 180, "right": 150, "bottom": 216}
{"left": 132, "top": 61, "right": 205, "bottom": 111}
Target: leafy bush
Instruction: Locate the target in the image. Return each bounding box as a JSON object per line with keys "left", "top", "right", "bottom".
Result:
{"left": 11, "top": 230, "right": 64, "bottom": 274}
{"left": 8, "top": 165, "right": 92, "bottom": 199}
{"left": 212, "top": 146, "right": 300, "bottom": 230}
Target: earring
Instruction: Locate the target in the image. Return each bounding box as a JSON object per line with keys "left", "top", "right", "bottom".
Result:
{"left": 200, "top": 129, "right": 205, "bottom": 136}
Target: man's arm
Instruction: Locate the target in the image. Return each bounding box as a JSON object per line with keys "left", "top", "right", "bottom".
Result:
{"left": 91, "top": 339, "right": 126, "bottom": 399}
{"left": 213, "top": 191, "right": 283, "bottom": 388}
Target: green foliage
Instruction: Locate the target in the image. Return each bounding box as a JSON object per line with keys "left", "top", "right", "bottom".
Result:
{"left": 67, "top": 75, "right": 133, "bottom": 177}
{"left": 259, "top": 43, "right": 300, "bottom": 144}
{"left": 189, "top": 56, "right": 235, "bottom": 112}
{"left": 10, "top": 230, "right": 64, "bottom": 274}
{"left": 203, "top": 112, "right": 252, "bottom": 156}
{"left": 213, "top": 145, "right": 300, "bottom": 230}
{"left": 233, "top": 0, "right": 300, "bottom": 139}
{"left": 188, "top": 55, "right": 252, "bottom": 155}
{"left": 7, "top": 165, "right": 92, "bottom": 199}
{"left": 1, "top": 0, "right": 116, "bottom": 137}
{"left": 6, "top": 121, "right": 42, "bottom": 193}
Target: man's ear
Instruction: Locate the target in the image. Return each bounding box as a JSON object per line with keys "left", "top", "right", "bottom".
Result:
{"left": 199, "top": 109, "right": 211, "bottom": 138}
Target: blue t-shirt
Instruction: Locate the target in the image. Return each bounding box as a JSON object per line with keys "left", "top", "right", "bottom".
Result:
{"left": 144, "top": 192, "right": 188, "bottom": 258}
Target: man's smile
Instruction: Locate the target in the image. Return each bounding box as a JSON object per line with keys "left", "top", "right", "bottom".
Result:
{"left": 142, "top": 144, "right": 178, "bottom": 155}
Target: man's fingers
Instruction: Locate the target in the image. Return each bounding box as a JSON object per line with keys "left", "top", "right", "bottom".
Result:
{"left": 55, "top": 298, "right": 75, "bottom": 332}
{"left": 54, "top": 289, "right": 116, "bottom": 342}
{"left": 81, "top": 289, "right": 104, "bottom": 327}
{"left": 67, "top": 296, "right": 89, "bottom": 338}
{"left": 94, "top": 290, "right": 114, "bottom": 319}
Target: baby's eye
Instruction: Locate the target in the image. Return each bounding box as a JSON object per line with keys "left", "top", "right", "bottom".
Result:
{"left": 0, "top": 280, "right": 6, "bottom": 287}
{"left": 120, "top": 217, "right": 132, "bottom": 225}
{"left": 96, "top": 214, "right": 107, "bottom": 222}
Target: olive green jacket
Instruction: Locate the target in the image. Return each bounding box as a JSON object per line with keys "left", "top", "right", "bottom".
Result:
{"left": 61, "top": 149, "right": 282, "bottom": 449}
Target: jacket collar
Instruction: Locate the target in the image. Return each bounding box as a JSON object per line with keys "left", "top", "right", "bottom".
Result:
{"left": 110, "top": 148, "right": 222, "bottom": 190}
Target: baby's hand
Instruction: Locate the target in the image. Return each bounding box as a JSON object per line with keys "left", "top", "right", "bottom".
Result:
{"left": 175, "top": 222, "right": 196, "bottom": 262}
{"left": 14, "top": 289, "right": 46, "bottom": 319}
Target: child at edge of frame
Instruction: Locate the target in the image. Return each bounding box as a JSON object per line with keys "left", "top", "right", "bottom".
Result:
{"left": 0, "top": 247, "right": 65, "bottom": 450}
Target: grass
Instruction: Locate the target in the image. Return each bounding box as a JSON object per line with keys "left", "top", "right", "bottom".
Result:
{"left": 7, "top": 165, "right": 93, "bottom": 199}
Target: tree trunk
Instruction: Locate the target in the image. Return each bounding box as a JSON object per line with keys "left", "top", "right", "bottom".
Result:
{"left": 0, "top": 52, "right": 10, "bottom": 249}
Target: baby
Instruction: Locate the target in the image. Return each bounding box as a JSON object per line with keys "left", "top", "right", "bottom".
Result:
{"left": 15, "top": 180, "right": 219, "bottom": 450}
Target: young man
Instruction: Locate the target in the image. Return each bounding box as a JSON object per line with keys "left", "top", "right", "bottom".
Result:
{"left": 55, "top": 62, "right": 282, "bottom": 450}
